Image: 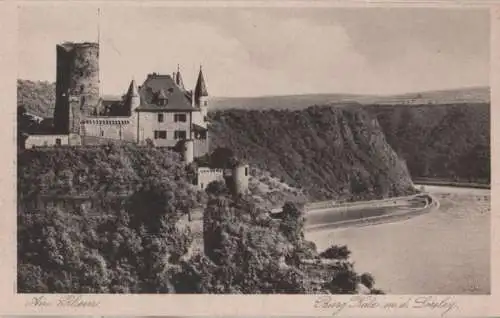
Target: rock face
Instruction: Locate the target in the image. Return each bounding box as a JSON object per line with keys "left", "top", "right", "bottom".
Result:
{"left": 53, "top": 42, "right": 100, "bottom": 134}
{"left": 209, "top": 105, "right": 415, "bottom": 201}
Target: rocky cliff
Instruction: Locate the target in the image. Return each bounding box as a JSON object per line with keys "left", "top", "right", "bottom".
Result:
{"left": 209, "top": 105, "right": 415, "bottom": 201}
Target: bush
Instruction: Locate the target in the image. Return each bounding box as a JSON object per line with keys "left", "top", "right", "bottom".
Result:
{"left": 360, "top": 272, "right": 375, "bottom": 289}
{"left": 319, "top": 245, "right": 351, "bottom": 260}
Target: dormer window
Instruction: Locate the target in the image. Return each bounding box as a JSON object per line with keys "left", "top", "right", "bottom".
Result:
{"left": 156, "top": 89, "right": 168, "bottom": 106}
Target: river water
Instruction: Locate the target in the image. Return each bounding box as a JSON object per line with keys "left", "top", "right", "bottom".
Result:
{"left": 305, "top": 185, "right": 490, "bottom": 294}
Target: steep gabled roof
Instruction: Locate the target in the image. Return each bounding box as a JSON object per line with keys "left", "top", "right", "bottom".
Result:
{"left": 194, "top": 67, "right": 208, "bottom": 101}
{"left": 126, "top": 79, "right": 139, "bottom": 97}
{"left": 135, "top": 73, "right": 195, "bottom": 112}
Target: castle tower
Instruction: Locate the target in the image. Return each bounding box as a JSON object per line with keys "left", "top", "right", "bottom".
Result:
{"left": 232, "top": 163, "right": 249, "bottom": 195}
{"left": 53, "top": 42, "right": 100, "bottom": 134}
{"left": 194, "top": 66, "right": 209, "bottom": 120}
{"left": 125, "top": 79, "right": 140, "bottom": 113}
{"left": 182, "top": 139, "right": 194, "bottom": 164}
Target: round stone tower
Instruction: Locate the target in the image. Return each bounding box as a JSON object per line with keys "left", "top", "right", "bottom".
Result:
{"left": 53, "top": 42, "right": 100, "bottom": 134}
{"left": 182, "top": 139, "right": 194, "bottom": 164}
{"left": 232, "top": 163, "right": 249, "bottom": 195}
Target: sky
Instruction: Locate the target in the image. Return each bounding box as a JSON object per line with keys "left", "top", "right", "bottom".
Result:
{"left": 17, "top": 6, "right": 489, "bottom": 97}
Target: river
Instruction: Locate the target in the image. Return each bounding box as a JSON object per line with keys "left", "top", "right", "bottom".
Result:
{"left": 305, "top": 185, "right": 490, "bottom": 294}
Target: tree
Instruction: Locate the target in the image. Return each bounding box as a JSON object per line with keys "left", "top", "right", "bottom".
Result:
{"left": 360, "top": 272, "right": 375, "bottom": 289}
{"left": 205, "top": 180, "right": 228, "bottom": 197}
{"left": 319, "top": 245, "right": 351, "bottom": 260}
{"left": 210, "top": 147, "right": 237, "bottom": 169}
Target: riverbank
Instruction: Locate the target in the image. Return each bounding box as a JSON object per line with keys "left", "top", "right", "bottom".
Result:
{"left": 304, "top": 194, "right": 436, "bottom": 231}
{"left": 306, "top": 194, "right": 437, "bottom": 231}
{"left": 306, "top": 186, "right": 490, "bottom": 294}
{"left": 413, "top": 178, "right": 490, "bottom": 189}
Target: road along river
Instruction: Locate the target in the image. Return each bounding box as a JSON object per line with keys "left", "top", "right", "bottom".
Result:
{"left": 305, "top": 185, "right": 490, "bottom": 294}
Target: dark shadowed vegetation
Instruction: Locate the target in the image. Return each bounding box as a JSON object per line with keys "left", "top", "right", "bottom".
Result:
{"left": 209, "top": 105, "right": 416, "bottom": 201}
{"left": 18, "top": 144, "right": 381, "bottom": 294}
{"left": 367, "top": 103, "right": 490, "bottom": 184}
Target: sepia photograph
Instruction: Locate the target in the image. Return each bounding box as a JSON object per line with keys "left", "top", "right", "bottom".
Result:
{"left": 16, "top": 5, "right": 490, "bottom": 296}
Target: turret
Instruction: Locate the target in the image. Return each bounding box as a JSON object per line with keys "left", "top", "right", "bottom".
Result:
{"left": 194, "top": 66, "right": 209, "bottom": 120}
{"left": 232, "top": 163, "right": 249, "bottom": 195}
{"left": 175, "top": 64, "right": 185, "bottom": 90}
{"left": 182, "top": 139, "right": 194, "bottom": 164}
{"left": 125, "top": 79, "right": 140, "bottom": 112}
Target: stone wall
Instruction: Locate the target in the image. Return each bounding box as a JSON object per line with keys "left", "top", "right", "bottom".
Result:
{"left": 196, "top": 167, "right": 225, "bottom": 190}
{"left": 25, "top": 134, "right": 70, "bottom": 148}
{"left": 81, "top": 117, "right": 135, "bottom": 141}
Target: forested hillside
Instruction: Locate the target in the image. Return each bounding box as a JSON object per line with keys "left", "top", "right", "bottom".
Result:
{"left": 209, "top": 105, "right": 415, "bottom": 201}
{"left": 18, "top": 144, "right": 380, "bottom": 294}
{"left": 17, "top": 79, "right": 490, "bottom": 186}
{"left": 17, "top": 79, "right": 55, "bottom": 117}
{"left": 368, "top": 103, "right": 490, "bottom": 184}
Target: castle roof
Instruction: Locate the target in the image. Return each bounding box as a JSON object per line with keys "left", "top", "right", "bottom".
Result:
{"left": 126, "top": 79, "right": 139, "bottom": 97}
{"left": 135, "top": 73, "right": 195, "bottom": 112}
{"left": 157, "top": 88, "right": 168, "bottom": 99}
{"left": 194, "top": 67, "right": 208, "bottom": 101}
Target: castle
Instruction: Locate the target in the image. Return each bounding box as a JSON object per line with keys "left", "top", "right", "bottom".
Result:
{"left": 24, "top": 41, "right": 249, "bottom": 194}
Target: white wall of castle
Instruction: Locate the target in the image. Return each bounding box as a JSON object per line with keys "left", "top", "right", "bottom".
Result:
{"left": 137, "top": 111, "right": 192, "bottom": 147}
{"left": 197, "top": 167, "right": 225, "bottom": 190}
{"left": 191, "top": 109, "right": 207, "bottom": 129}
{"left": 81, "top": 117, "right": 136, "bottom": 142}
{"left": 25, "top": 134, "right": 70, "bottom": 148}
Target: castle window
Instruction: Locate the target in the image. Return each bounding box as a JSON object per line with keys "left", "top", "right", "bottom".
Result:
{"left": 154, "top": 130, "right": 167, "bottom": 139}
{"left": 55, "top": 138, "right": 62, "bottom": 146}
{"left": 158, "top": 113, "right": 164, "bottom": 123}
{"left": 174, "top": 113, "right": 187, "bottom": 122}
{"left": 203, "top": 116, "right": 208, "bottom": 122}
{"left": 101, "top": 130, "right": 104, "bottom": 137}
{"left": 204, "top": 101, "right": 208, "bottom": 106}
{"left": 174, "top": 130, "right": 186, "bottom": 140}
{"left": 245, "top": 167, "right": 248, "bottom": 176}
